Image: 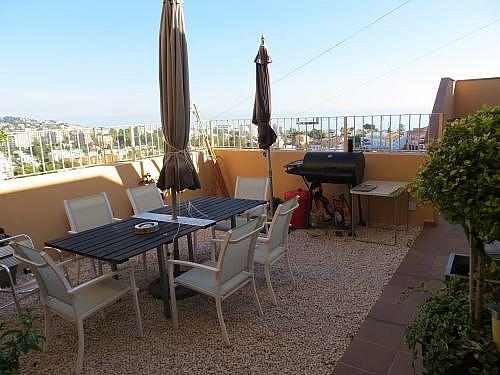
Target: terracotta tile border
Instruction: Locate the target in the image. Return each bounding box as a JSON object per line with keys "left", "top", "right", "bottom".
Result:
{"left": 335, "top": 219, "right": 468, "bottom": 374}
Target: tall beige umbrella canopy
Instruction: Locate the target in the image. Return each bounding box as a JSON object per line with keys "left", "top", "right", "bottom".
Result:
{"left": 157, "top": 0, "right": 200, "bottom": 217}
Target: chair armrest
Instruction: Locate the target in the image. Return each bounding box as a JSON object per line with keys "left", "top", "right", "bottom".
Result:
{"left": 54, "top": 258, "right": 78, "bottom": 268}
{"left": 244, "top": 203, "right": 268, "bottom": 217}
{"left": 112, "top": 218, "right": 122, "bottom": 223}
{"left": 256, "top": 236, "right": 269, "bottom": 244}
{"left": 167, "top": 259, "right": 219, "bottom": 273}
{"left": 43, "top": 246, "right": 65, "bottom": 263}
{"left": 68, "top": 230, "right": 77, "bottom": 235}
{"left": 68, "top": 270, "right": 124, "bottom": 294}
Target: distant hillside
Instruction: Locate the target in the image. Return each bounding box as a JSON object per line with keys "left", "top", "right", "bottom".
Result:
{"left": 0, "top": 116, "right": 88, "bottom": 132}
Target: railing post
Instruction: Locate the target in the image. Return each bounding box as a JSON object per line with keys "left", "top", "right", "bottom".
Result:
{"left": 343, "top": 117, "right": 348, "bottom": 152}
{"left": 129, "top": 125, "right": 136, "bottom": 161}
{"left": 209, "top": 120, "right": 213, "bottom": 148}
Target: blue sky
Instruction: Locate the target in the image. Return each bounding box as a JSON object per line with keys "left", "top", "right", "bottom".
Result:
{"left": 0, "top": 0, "right": 499, "bottom": 126}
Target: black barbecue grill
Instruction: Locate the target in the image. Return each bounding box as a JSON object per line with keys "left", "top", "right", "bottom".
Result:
{"left": 284, "top": 151, "right": 366, "bottom": 228}
{"left": 285, "top": 152, "right": 365, "bottom": 186}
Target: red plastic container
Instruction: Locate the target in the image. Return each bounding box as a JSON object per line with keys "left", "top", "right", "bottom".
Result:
{"left": 284, "top": 188, "right": 310, "bottom": 229}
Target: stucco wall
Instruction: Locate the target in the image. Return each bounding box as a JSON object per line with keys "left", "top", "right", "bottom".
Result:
{"left": 0, "top": 152, "right": 214, "bottom": 248}
{"left": 214, "top": 149, "right": 435, "bottom": 227}
{"left": 0, "top": 149, "right": 435, "bottom": 248}
{"left": 432, "top": 77, "right": 456, "bottom": 120}
{"left": 454, "top": 77, "right": 500, "bottom": 118}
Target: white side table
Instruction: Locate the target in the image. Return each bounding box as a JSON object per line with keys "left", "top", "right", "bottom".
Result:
{"left": 350, "top": 180, "right": 409, "bottom": 246}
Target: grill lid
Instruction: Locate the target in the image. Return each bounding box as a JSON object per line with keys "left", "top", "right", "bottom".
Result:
{"left": 285, "top": 151, "right": 365, "bottom": 185}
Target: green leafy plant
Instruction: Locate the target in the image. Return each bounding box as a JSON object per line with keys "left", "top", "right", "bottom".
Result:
{"left": 405, "top": 278, "right": 500, "bottom": 374}
{"left": 413, "top": 105, "right": 500, "bottom": 328}
{"left": 0, "top": 310, "right": 44, "bottom": 374}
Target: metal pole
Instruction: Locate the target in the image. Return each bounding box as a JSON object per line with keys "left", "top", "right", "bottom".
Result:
{"left": 267, "top": 147, "right": 274, "bottom": 215}
{"left": 171, "top": 188, "right": 178, "bottom": 219}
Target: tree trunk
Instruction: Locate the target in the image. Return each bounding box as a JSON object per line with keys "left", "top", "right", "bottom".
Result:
{"left": 465, "top": 224, "right": 477, "bottom": 324}
{"left": 469, "top": 244, "right": 477, "bottom": 324}
{"left": 472, "top": 235, "right": 485, "bottom": 330}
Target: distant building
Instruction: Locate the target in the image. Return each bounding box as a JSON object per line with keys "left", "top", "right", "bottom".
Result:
{"left": 406, "top": 126, "right": 428, "bottom": 151}
{"left": 294, "top": 134, "right": 307, "bottom": 149}
{"left": 0, "top": 153, "right": 12, "bottom": 179}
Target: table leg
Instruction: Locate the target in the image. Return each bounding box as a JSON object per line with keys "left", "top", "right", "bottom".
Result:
{"left": 366, "top": 195, "right": 370, "bottom": 229}
{"left": 156, "top": 245, "right": 170, "bottom": 319}
{"left": 351, "top": 193, "right": 355, "bottom": 238}
{"left": 173, "top": 239, "right": 180, "bottom": 276}
{"left": 187, "top": 233, "right": 194, "bottom": 262}
{"left": 406, "top": 191, "right": 409, "bottom": 231}
{"left": 392, "top": 196, "right": 398, "bottom": 245}
{"left": 111, "top": 263, "right": 119, "bottom": 280}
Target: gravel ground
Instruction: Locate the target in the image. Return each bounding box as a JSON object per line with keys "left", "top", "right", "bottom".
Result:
{"left": 2, "top": 226, "right": 420, "bottom": 374}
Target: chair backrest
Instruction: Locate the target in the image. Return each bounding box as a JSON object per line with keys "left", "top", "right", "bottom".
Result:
{"left": 268, "top": 196, "right": 299, "bottom": 250}
{"left": 11, "top": 242, "right": 72, "bottom": 305}
{"left": 217, "top": 216, "right": 265, "bottom": 285}
{"left": 126, "top": 185, "right": 164, "bottom": 214}
{"left": 234, "top": 177, "right": 270, "bottom": 201}
{"left": 64, "top": 193, "right": 114, "bottom": 232}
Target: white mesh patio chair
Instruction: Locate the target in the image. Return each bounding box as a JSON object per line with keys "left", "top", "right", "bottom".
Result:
{"left": 64, "top": 193, "right": 123, "bottom": 283}
{"left": 127, "top": 184, "right": 202, "bottom": 260}
{"left": 211, "top": 177, "right": 270, "bottom": 257}
{"left": 11, "top": 240, "right": 143, "bottom": 375}
{"left": 254, "top": 196, "right": 299, "bottom": 305}
{"left": 126, "top": 185, "right": 165, "bottom": 279}
{"left": 168, "top": 216, "right": 265, "bottom": 346}
{"left": 0, "top": 234, "right": 67, "bottom": 316}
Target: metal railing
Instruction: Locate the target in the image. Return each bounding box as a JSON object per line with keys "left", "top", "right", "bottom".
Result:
{"left": 201, "top": 113, "right": 443, "bottom": 152}
{"left": 0, "top": 113, "right": 443, "bottom": 179}
{"left": 0, "top": 125, "right": 174, "bottom": 179}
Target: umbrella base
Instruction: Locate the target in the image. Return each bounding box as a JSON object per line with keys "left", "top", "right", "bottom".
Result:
{"left": 149, "top": 277, "right": 197, "bottom": 301}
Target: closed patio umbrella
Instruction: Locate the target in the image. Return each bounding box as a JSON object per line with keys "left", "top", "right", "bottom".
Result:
{"left": 157, "top": 0, "right": 200, "bottom": 217}
{"left": 252, "top": 35, "right": 276, "bottom": 212}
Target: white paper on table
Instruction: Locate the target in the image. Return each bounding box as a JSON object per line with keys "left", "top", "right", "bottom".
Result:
{"left": 132, "top": 212, "right": 215, "bottom": 227}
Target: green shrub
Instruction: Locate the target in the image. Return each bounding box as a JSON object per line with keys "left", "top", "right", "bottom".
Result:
{"left": 0, "top": 310, "right": 44, "bottom": 374}
{"left": 405, "top": 278, "right": 500, "bottom": 374}
{"left": 413, "top": 105, "right": 500, "bottom": 328}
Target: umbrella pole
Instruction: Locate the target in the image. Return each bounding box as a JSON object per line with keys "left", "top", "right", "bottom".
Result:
{"left": 171, "top": 188, "right": 178, "bottom": 219}
{"left": 267, "top": 148, "right": 274, "bottom": 215}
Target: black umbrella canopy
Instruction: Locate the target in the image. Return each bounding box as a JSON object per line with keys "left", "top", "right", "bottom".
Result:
{"left": 252, "top": 36, "right": 277, "bottom": 149}
{"left": 157, "top": 0, "right": 200, "bottom": 193}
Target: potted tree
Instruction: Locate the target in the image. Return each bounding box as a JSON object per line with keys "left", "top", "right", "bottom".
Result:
{"left": 413, "top": 105, "right": 499, "bottom": 329}
{"left": 404, "top": 278, "right": 499, "bottom": 374}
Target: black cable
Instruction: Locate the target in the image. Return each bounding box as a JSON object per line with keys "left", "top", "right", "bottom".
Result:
{"left": 303, "top": 17, "right": 500, "bottom": 115}
{"left": 211, "top": 0, "right": 413, "bottom": 119}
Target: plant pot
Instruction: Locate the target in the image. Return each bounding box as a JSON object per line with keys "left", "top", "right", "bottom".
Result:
{"left": 444, "top": 253, "right": 470, "bottom": 280}
{"left": 421, "top": 343, "right": 496, "bottom": 374}
{"left": 445, "top": 253, "right": 500, "bottom": 300}
{"left": 445, "top": 253, "right": 499, "bottom": 283}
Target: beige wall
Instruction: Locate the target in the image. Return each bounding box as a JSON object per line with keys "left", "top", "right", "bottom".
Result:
{"left": 432, "top": 77, "right": 455, "bottom": 120}
{"left": 214, "top": 149, "right": 435, "bottom": 227}
{"left": 0, "top": 152, "right": 214, "bottom": 248}
{"left": 0, "top": 149, "right": 435, "bottom": 248}
{"left": 454, "top": 77, "right": 500, "bottom": 118}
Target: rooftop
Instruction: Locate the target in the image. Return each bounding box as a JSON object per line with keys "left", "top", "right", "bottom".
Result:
{"left": 5, "top": 226, "right": 425, "bottom": 374}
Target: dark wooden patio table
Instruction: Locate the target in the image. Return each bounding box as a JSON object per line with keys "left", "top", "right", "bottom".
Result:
{"left": 45, "top": 195, "right": 265, "bottom": 319}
